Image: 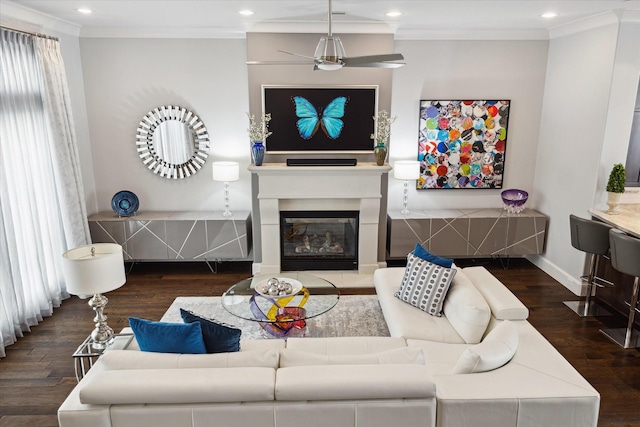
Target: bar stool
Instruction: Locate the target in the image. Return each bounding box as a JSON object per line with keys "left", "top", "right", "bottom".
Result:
{"left": 563, "top": 214, "right": 613, "bottom": 317}
{"left": 600, "top": 229, "right": 640, "bottom": 349}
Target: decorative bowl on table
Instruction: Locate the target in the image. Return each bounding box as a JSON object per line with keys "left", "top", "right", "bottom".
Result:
{"left": 255, "top": 277, "right": 303, "bottom": 298}
{"left": 501, "top": 189, "right": 528, "bottom": 214}
{"left": 111, "top": 190, "right": 139, "bottom": 217}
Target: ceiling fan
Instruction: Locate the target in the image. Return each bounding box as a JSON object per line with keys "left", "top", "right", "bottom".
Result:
{"left": 249, "top": 0, "right": 405, "bottom": 71}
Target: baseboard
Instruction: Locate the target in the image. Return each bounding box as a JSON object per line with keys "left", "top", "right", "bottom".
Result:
{"left": 526, "top": 254, "right": 584, "bottom": 296}
{"left": 251, "top": 262, "right": 262, "bottom": 275}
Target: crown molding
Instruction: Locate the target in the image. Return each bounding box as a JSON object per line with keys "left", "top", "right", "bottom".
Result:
{"left": 0, "top": 1, "right": 80, "bottom": 37}
{"left": 548, "top": 10, "right": 620, "bottom": 39}
{"left": 247, "top": 21, "right": 394, "bottom": 34}
{"left": 621, "top": 9, "right": 640, "bottom": 23}
{"left": 394, "top": 29, "right": 549, "bottom": 41}
{"left": 78, "top": 27, "right": 246, "bottom": 39}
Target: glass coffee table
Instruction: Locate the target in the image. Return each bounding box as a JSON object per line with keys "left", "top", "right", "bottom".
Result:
{"left": 222, "top": 273, "right": 340, "bottom": 337}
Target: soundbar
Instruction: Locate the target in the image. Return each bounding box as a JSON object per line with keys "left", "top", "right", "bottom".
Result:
{"left": 287, "top": 158, "right": 357, "bottom": 167}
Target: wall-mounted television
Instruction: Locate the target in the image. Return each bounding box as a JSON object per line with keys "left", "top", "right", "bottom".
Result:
{"left": 262, "top": 85, "right": 378, "bottom": 154}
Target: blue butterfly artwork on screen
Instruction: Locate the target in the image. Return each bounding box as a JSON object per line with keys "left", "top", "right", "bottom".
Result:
{"left": 292, "top": 96, "right": 348, "bottom": 140}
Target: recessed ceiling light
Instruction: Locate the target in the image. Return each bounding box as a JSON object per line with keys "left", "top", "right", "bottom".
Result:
{"left": 238, "top": 10, "right": 254, "bottom": 16}
{"left": 77, "top": 8, "right": 92, "bottom": 14}
{"left": 385, "top": 11, "right": 402, "bottom": 18}
{"left": 541, "top": 12, "right": 558, "bottom": 19}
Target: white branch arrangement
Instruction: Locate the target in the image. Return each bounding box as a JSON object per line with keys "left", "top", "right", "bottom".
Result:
{"left": 247, "top": 112, "right": 273, "bottom": 142}
{"left": 371, "top": 110, "right": 397, "bottom": 143}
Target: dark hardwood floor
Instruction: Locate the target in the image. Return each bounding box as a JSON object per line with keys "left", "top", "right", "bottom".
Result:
{"left": 1, "top": 259, "right": 639, "bottom": 427}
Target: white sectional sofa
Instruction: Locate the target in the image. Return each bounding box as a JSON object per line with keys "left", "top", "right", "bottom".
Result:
{"left": 58, "top": 265, "right": 599, "bottom": 427}
{"left": 58, "top": 337, "right": 437, "bottom": 427}
{"left": 375, "top": 265, "right": 600, "bottom": 427}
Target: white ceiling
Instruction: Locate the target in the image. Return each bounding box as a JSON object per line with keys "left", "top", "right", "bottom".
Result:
{"left": 2, "top": 0, "right": 640, "bottom": 39}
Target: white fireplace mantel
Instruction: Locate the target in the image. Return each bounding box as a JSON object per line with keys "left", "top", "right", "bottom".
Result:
{"left": 249, "top": 162, "right": 391, "bottom": 276}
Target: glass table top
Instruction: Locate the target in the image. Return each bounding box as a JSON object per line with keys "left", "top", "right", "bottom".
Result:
{"left": 222, "top": 273, "right": 340, "bottom": 323}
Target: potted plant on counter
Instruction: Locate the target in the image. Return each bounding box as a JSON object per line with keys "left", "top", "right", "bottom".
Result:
{"left": 606, "top": 163, "right": 626, "bottom": 214}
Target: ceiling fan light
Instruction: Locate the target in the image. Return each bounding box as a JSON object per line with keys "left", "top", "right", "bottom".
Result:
{"left": 317, "top": 62, "right": 343, "bottom": 71}
{"left": 314, "top": 35, "right": 346, "bottom": 61}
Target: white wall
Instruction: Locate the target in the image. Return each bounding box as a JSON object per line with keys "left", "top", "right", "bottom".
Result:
{"left": 79, "top": 38, "right": 251, "bottom": 214}
{"left": 530, "top": 18, "right": 630, "bottom": 295}
{"left": 389, "top": 40, "right": 548, "bottom": 211}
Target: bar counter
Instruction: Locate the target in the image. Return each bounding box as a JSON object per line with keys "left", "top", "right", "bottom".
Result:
{"left": 588, "top": 204, "right": 640, "bottom": 327}
{"left": 589, "top": 204, "right": 640, "bottom": 238}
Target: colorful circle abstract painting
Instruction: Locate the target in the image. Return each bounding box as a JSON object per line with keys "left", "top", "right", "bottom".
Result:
{"left": 418, "top": 100, "right": 510, "bottom": 189}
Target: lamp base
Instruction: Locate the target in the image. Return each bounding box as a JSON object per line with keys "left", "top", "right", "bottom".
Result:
{"left": 401, "top": 179, "right": 411, "bottom": 215}
{"left": 88, "top": 293, "right": 115, "bottom": 349}
{"left": 222, "top": 181, "right": 233, "bottom": 217}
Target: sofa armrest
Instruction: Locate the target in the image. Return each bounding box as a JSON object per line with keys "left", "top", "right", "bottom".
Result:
{"left": 275, "top": 364, "right": 436, "bottom": 401}
{"left": 462, "top": 266, "right": 529, "bottom": 320}
{"left": 79, "top": 367, "right": 275, "bottom": 405}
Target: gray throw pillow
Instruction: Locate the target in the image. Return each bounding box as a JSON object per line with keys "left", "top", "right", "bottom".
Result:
{"left": 395, "top": 253, "right": 456, "bottom": 316}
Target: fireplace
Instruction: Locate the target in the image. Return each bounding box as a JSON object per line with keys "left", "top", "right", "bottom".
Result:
{"left": 280, "top": 211, "right": 359, "bottom": 271}
{"left": 249, "top": 163, "right": 391, "bottom": 276}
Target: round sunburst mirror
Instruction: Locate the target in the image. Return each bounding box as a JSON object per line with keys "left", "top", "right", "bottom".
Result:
{"left": 136, "top": 105, "right": 209, "bottom": 179}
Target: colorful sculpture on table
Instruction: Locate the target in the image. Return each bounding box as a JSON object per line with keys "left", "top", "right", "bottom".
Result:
{"left": 249, "top": 287, "right": 310, "bottom": 337}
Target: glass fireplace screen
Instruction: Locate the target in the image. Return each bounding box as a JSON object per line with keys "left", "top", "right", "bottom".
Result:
{"left": 280, "top": 211, "right": 359, "bottom": 271}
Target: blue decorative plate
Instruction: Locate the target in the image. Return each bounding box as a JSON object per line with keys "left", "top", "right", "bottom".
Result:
{"left": 111, "top": 191, "right": 139, "bottom": 217}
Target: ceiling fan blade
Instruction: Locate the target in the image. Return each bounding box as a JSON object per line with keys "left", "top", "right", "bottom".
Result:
{"left": 246, "top": 60, "right": 314, "bottom": 66}
{"left": 342, "top": 53, "right": 406, "bottom": 68}
{"left": 277, "top": 50, "right": 319, "bottom": 61}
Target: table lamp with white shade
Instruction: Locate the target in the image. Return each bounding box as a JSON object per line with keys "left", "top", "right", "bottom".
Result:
{"left": 212, "top": 161, "right": 240, "bottom": 217}
{"left": 393, "top": 160, "right": 421, "bottom": 215}
{"left": 62, "top": 243, "right": 126, "bottom": 349}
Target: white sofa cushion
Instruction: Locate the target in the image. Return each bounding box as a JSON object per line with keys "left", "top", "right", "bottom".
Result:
{"left": 275, "top": 364, "right": 436, "bottom": 401}
{"left": 405, "top": 339, "right": 469, "bottom": 376}
{"left": 452, "top": 320, "right": 519, "bottom": 374}
{"left": 443, "top": 270, "right": 491, "bottom": 344}
{"left": 280, "top": 347, "right": 424, "bottom": 367}
{"left": 285, "top": 336, "right": 407, "bottom": 354}
{"left": 102, "top": 349, "right": 279, "bottom": 369}
{"left": 395, "top": 253, "right": 457, "bottom": 316}
{"left": 374, "top": 267, "right": 465, "bottom": 343}
{"left": 79, "top": 367, "right": 275, "bottom": 405}
{"left": 462, "top": 266, "right": 529, "bottom": 320}
{"left": 240, "top": 339, "right": 286, "bottom": 352}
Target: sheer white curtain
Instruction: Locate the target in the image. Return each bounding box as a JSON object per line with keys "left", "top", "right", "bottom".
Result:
{"left": 0, "top": 29, "right": 90, "bottom": 358}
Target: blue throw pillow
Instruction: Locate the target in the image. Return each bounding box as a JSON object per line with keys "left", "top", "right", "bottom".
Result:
{"left": 413, "top": 243, "right": 454, "bottom": 268}
{"left": 180, "top": 309, "right": 241, "bottom": 353}
{"left": 128, "top": 317, "right": 206, "bottom": 354}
